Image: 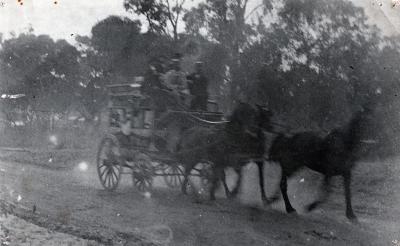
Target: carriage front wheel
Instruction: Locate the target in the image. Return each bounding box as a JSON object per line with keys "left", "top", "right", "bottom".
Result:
{"left": 96, "top": 136, "right": 122, "bottom": 191}
{"left": 132, "top": 154, "right": 154, "bottom": 192}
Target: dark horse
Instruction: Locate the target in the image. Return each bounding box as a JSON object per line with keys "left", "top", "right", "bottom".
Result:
{"left": 268, "top": 105, "right": 372, "bottom": 220}
{"left": 179, "top": 102, "right": 273, "bottom": 202}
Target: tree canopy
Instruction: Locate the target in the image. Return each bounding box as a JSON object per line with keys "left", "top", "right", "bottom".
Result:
{"left": 0, "top": 33, "right": 81, "bottom": 113}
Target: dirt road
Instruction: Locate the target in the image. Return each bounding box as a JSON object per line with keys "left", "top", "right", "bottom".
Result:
{"left": 0, "top": 154, "right": 398, "bottom": 245}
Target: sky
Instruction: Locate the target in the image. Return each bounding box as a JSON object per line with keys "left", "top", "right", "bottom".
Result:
{"left": 0, "top": 0, "right": 399, "bottom": 44}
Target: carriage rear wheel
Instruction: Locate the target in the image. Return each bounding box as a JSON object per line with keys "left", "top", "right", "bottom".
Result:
{"left": 163, "top": 164, "right": 184, "bottom": 188}
{"left": 97, "top": 136, "right": 122, "bottom": 191}
{"left": 132, "top": 155, "right": 154, "bottom": 192}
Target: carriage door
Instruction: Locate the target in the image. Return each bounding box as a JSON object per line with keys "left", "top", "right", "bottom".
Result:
{"left": 131, "top": 109, "right": 154, "bottom": 138}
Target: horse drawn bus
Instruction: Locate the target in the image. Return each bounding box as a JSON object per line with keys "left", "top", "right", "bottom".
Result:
{"left": 96, "top": 79, "right": 225, "bottom": 193}
{"left": 95, "top": 75, "right": 367, "bottom": 221}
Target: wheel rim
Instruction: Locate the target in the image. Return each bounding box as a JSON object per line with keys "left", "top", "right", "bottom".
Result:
{"left": 132, "top": 158, "right": 153, "bottom": 192}
{"left": 188, "top": 162, "right": 213, "bottom": 193}
{"left": 198, "top": 162, "right": 213, "bottom": 187}
{"left": 97, "top": 137, "right": 122, "bottom": 191}
{"left": 163, "top": 165, "right": 184, "bottom": 188}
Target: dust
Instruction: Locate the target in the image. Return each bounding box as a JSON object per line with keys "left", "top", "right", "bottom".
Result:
{"left": 57, "top": 206, "right": 72, "bottom": 225}
{"left": 20, "top": 176, "right": 33, "bottom": 193}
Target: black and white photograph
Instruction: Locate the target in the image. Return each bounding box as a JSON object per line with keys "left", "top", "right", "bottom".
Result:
{"left": 0, "top": 0, "right": 399, "bottom": 245}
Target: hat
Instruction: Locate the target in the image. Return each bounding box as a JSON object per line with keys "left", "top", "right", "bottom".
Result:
{"left": 173, "top": 53, "right": 182, "bottom": 60}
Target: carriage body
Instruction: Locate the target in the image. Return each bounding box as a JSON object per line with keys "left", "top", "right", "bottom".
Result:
{"left": 96, "top": 79, "right": 224, "bottom": 192}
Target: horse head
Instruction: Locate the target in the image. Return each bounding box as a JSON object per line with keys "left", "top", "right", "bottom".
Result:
{"left": 255, "top": 104, "right": 274, "bottom": 132}
{"left": 325, "top": 102, "right": 375, "bottom": 157}
{"left": 347, "top": 102, "right": 375, "bottom": 143}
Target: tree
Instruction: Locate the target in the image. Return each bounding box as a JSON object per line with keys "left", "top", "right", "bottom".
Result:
{"left": 243, "top": 0, "right": 400, "bottom": 140}
{"left": 80, "top": 16, "right": 176, "bottom": 81}
{"left": 183, "top": 0, "right": 272, "bottom": 108}
{"left": 75, "top": 16, "right": 177, "bottom": 120}
{"left": 124, "top": 0, "right": 186, "bottom": 42}
{"left": 0, "top": 34, "right": 81, "bottom": 113}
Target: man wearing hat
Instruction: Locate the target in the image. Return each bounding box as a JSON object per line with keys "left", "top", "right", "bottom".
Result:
{"left": 162, "top": 56, "right": 189, "bottom": 98}
{"left": 187, "top": 61, "right": 209, "bottom": 111}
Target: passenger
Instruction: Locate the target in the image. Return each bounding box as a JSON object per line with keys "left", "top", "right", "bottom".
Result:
{"left": 162, "top": 57, "right": 189, "bottom": 100}
{"left": 142, "top": 63, "right": 162, "bottom": 93}
{"left": 187, "top": 61, "right": 209, "bottom": 111}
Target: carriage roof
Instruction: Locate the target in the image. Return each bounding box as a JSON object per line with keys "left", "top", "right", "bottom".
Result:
{"left": 106, "top": 83, "right": 142, "bottom": 97}
{"left": 106, "top": 83, "right": 153, "bottom": 110}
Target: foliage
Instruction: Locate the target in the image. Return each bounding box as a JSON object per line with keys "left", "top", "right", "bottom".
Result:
{"left": 183, "top": 0, "right": 272, "bottom": 108}
{"left": 0, "top": 34, "right": 81, "bottom": 113}
{"left": 238, "top": 0, "right": 400, "bottom": 133}
{"left": 78, "top": 16, "right": 176, "bottom": 81}
{"left": 124, "top": 0, "right": 186, "bottom": 41}
{"left": 75, "top": 16, "right": 178, "bottom": 120}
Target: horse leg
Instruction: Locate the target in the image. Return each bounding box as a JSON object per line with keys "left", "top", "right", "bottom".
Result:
{"left": 306, "top": 175, "right": 331, "bottom": 212}
{"left": 343, "top": 171, "right": 357, "bottom": 220}
{"left": 280, "top": 172, "right": 296, "bottom": 213}
{"left": 221, "top": 169, "right": 232, "bottom": 198}
{"left": 256, "top": 161, "right": 269, "bottom": 205}
{"left": 229, "top": 166, "right": 242, "bottom": 199}
{"left": 181, "top": 163, "right": 194, "bottom": 195}
{"left": 209, "top": 166, "right": 222, "bottom": 201}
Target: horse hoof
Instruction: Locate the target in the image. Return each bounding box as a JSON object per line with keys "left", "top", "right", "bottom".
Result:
{"left": 346, "top": 213, "right": 358, "bottom": 222}
{"left": 287, "top": 208, "right": 297, "bottom": 214}
{"left": 227, "top": 193, "right": 236, "bottom": 200}
{"left": 262, "top": 198, "right": 274, "bottom": 206}
{"left": 306, "top": 202, "right": 319, "bottom": 212}
{"left": 266, "top": 195, "right": 280, "bottom": 204}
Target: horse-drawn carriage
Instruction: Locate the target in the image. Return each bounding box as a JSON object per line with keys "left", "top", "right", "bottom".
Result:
{"left": 96, "top": 80, "right": 225, "bottom": 192}
{"left": 96, "top": 78, "right": 367, "bottom": 220}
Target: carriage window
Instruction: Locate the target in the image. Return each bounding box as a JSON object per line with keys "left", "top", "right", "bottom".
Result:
{"left": 143, "top": 110, "right": 154, "bottom": 129}
{"left": 109, "top": 108, "right": 125, "bottom": 127}
{"left": 132, "top": 111, "right": 144, "bottom": 128}
{"left": 110, "top": 108, "right": 153, "bottom": 129}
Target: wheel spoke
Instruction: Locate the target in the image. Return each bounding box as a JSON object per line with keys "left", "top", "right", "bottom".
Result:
{"left": 107, "top": 171, "right": 113, "bottom": 187}
{"left": 98, "top": 162, "right": 106, "bottom": 169}
{"left": 111, "top": 168, "right": 119, "bottom": 181}
{"left": 104, "top": 172, "right": 110, "bottom": 187}
{"left": 100, "top": 165, "right": 108, "bottom": 179}
{"left": 109, "top": 166, "right": 117, "bottom": 180}
{"left": 110, "top": 172, "right": 116, "bottom": 186}
{"left": 163, "top": 165, "right": 184, "bottom": 188}
{"left": 177, "top": 172, "right": 183, "bottom": 184}
{"left": 109, "top": 170, "right": 115, "bottom": 186}
{"left": 97, "top": 137, "right": 123, "bottom": 191}
{"left": 131, "top": 156, "right": 153, "bottom": 192}
{"left": 175, "top": 176, "right": 181, "bottom": 186}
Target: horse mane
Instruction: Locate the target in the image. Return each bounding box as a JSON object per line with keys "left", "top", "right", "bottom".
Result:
{"left": 227, "top": 102, "right": 254, "bottom": 126}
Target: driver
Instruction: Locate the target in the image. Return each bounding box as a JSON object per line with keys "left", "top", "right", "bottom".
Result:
{"left": 162, "top": 56, "right": 190, "bottom": 101}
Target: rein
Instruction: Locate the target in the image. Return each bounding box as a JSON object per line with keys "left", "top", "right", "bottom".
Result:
{"left": 156, "top": 88, "right": 229, "bottom": 125}
{"left": 174, "top": 111, "right": 229, "bottom": 125}
{"left": 174, "top": 138, "right": 225, "bottom": 158}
